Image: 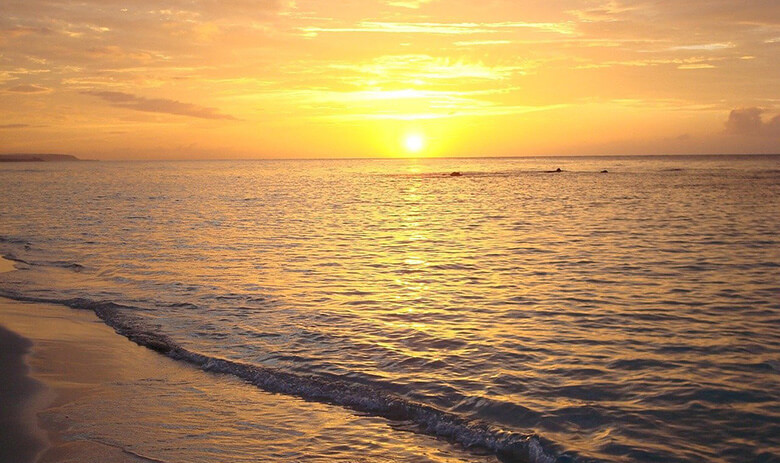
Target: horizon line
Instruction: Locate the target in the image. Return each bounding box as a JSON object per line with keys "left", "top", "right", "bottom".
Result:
{"left": 2, "top": 153, "right": 779, "bottom": 162}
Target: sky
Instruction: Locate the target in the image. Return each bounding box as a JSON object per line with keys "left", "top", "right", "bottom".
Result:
{"left": 0, "top": 0, "right": 778, "bottom": 159}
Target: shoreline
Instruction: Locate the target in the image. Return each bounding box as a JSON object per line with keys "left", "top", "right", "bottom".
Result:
{"left": 0, "top": 297, "right": 496, "bottom": 463}
{"left": 0, "top": 298, "right": 162, "bottom": 462}
{"left": 0, "top": 324, "right": 48, "bottom": 463}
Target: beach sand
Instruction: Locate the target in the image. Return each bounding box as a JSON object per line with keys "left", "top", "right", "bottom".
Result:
{"left": 0, "top": 257, "right": 49, "bottom": 462}
{"left": 0, "top": 298, "right": 168, "bottom": 462}
{"left": 0, "top": 297, "right": 495, "bottom": 463}
{"left": 0, "top": 325, "right": 49, "bottom": 463}
{"left": 0, "top": 256, "right": 17, "bottom": 273}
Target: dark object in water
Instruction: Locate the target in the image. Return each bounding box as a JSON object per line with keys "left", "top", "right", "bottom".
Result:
{"left": 450, "top": 171, "right": 462, "bottom": 177}
{"left": 545, "top": 168, "right": 562, "bottom": 173}
{"left": 601, "top": 170, "right": 608, "bottom": 173}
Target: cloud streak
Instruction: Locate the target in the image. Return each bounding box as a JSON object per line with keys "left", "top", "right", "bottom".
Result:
{"left": 329, "top": 54, "right": 524, "bottom": 83}
{"left": 5, "top": 84, "right": 51, "bottom": 93}
{"left": 301, "top": 21, "right": 575, "bottom": 36}
{"left": 0, "top": 123, "right": 32, "bottom": 129}
{"left": 83, "top": 91, "right": 238, "bottom": 120}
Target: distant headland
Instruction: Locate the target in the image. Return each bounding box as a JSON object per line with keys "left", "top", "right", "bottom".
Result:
{"left": 0, "top": 154, "right": 87, "bottom": 162}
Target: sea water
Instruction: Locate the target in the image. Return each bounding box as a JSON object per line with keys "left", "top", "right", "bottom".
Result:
{"left": 1, "top": 156, "right": 778, "bottom": 462}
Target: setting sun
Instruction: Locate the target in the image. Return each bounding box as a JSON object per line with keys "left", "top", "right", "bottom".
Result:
{"left": 404, "top": 134, "right": 425, "bottom": 154}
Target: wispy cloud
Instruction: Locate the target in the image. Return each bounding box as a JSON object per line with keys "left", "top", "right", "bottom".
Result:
{"left": 328, "top": 103, "right": 568, "bottom": 121}
{"left": 329, "top": 54, "right": 524, "bottom": 83}
{"left": 677, "top": 63, "right": 716, "bottom": 69}
{"left": 238, "top": 84, "right": 562, "bottom": 121}
{"left": 301, "top": 21, "right": 575, "bottom": 36}
{"left": 0, "top": 123, "right": 32, "bottom": 129}
{"left": 575, "top": 56, "right": 724, "bottom": 69}
{"left": 83, "top": 91, "right": 238, "bottom": 120}
{"left": 0, "top": 26, "right": 52, "bottom": 41}
{"left": 5, "top": 84, "right": 52, "bottom": 93}
{"left": 386, "top": 0, "right": 434, "bottom": 9}
{"left": 669, "top": 42, "right": 736, "bottom": 51}
{"left": 454, "top": 40, "right": 512, "bottom": 46}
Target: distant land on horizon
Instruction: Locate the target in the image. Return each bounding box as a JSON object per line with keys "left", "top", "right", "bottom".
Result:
{"left": 0, "top": 153, "right": 778, "bottom": 162}
{"left": 0, "top": 154, "right": 86, "bottom": 162}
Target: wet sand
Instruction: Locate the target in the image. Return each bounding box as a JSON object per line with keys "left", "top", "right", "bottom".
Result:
{"left": 0, "top": 297, "right": 495, "bottom": 463}
{"left": 0, "top": 325, "right": 48, "bottom": 463}
{"left": 0, "top": 256, "right": 17, "bottom": 273}
{"left": 0, "top": 256, "right": 47, "bottom": 462}
{"left": 0, "top": 298, "right": 164, "bottom": 462}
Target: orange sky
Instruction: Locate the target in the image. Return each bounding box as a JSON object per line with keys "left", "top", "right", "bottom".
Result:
{"left": 1, "top": 0, "right": 778, "bottom": 159}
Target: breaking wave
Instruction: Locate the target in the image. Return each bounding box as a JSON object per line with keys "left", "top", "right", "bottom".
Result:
{"left": 0, "top": 288, "right": 584, "bottom": 463}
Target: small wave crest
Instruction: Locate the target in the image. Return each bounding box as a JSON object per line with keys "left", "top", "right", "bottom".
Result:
{"left": 3, "top": 255, "right": 84, "bottom": 271}
{"left": 0, "top": 289, "right": 582, "bottom": 463}
{"left": 1, "top": 254, "right": 31, "bottom": 265}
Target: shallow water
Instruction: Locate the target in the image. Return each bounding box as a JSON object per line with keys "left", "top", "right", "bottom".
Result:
{"left": 1, "top": 156, "right": 779, "bottom": 462}
{"left": 1, "top": 298, "right": 496, "bottom": 463}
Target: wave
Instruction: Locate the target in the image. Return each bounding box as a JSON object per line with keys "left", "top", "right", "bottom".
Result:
{"left": 1, "top": 254, "right": 31, "bottom": 265}
{"left": 2, "top": 252, "right": 84, "bottom": 271}
{"left": 0, "top": 288, "right": 585, "bottom": 463}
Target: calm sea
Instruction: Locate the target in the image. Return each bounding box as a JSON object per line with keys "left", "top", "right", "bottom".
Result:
{"left": 1, "top": 156, "right": 779, "bottom": 463}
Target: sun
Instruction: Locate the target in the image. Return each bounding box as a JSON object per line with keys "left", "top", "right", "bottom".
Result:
{"left": 403, "top": 134, "right": 425, "bottom": 154}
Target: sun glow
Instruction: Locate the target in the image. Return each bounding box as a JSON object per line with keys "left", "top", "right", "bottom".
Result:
{"left": 404, "top": 134, "right": 425, "bottom": 154}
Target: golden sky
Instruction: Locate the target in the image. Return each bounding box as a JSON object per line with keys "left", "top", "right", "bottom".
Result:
{"left": 1, "top": 0, "right": 778, "bottom": 158}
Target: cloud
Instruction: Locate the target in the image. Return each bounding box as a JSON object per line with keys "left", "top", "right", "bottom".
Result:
{"left": 329, "top": 54, "right": 524, "bottom": 83}
{"left": 5, "top": 84, "right": 51, "bottom": 93}
{"left": 669, "top": 42, "right": 735, "bottom": 51}
{"left": 677, "top": 63, "right": 716, "bottom": 69}
{"left": 83, "top": 91, "right": 238, "bottom": 120}
{"left": 387, "top": 0, "right": 434, "bottom": 8}
{"left": 0, "top": 124, "right": 32, "bottom": 129}
{"left": 725, "top": 107, "right": 780, "bottom": 137}
{"left": 569, "top": 0, "right": 780, "bottom": 27}
{"left": 454, "top": 40, "right": 512, "bottom": 46}
{"left": 575, "top": 56, "right": 724, "bottom": 70}
{"left": 0, "top": 26, "right": 52, "bottom": 41}
{"left": 301, "top": 21, "right": 575, "bottom": 36}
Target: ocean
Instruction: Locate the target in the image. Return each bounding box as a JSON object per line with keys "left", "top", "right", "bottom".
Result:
{"left": 1, "top": 155, "right": 778, "bottom": 462}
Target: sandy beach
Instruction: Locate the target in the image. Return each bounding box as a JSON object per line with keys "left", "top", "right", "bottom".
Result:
{"left": 0, "top": 259, "right": 47, "bottom": 461}
{"left": 0, "top": 298, "right": 170, "bottom": 462}
{"left": 0, "top": 324, "right": 48, "bottom": 463}
{"left": 0, "top": 256, "right": 16, "bottom": 273}
{"left": 0, "top": 296, "right": 496, "bottom": 463}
